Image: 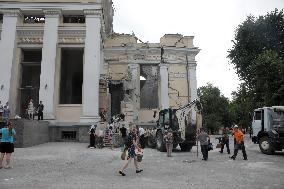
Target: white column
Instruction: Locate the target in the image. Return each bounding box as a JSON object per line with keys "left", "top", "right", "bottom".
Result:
{"left": 39, "top": 9, "right": 61, "bottom": 120}
{"left": 0, "top": 9, "right": 21, "bottom": 105}
{"left": 80, "top": 9, "right": 102, "bottom": 123}
{"left": 160, "top": 64, "right": 169, "bottom": 109}
{"left": 188, "top": 62, "right": 197, "bottom": 121}
{"left": 128, "top": 63, "right": 139, "bottom": 122}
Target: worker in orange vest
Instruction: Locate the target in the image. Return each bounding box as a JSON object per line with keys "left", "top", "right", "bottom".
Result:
{"left": 230, "top": 125, "right": 248, "bottom": 160}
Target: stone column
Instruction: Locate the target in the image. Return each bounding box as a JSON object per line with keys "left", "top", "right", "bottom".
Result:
{"left": 188, "top": 62, "right": 197, "bottom": 121}
{"left": 0, "top": 9, "right": 21, "bottom": 106}
{"left": 39, "top": 9, "right": 61, "bottom": 120}
{"left": 128, "top": 63, "right": 140, "bottom": 122}
{"left": 160, "top": 64, "right": 169, "bottom": 109}
{"left": 80, "top": 9, "right": 102, "bottom": 123}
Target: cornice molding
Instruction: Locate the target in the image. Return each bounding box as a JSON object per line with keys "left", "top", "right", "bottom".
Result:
{"left": 58, "top": 37, "right": 85, "bottom": 44}
{"left": 18, "top": 37, "right": 43, "bottom": 44}
{"left": 43, "top": 9, "right": 62, "bottom": 17}
{"left": 84, "top": 9, "right": 102, "bottom": 17}
{"left": 58, "top": 29, "right": 86, "bottom": 38}
{"left": 105, "top": 51, "right": 193, "bottom": 64}
{"left": 17, "top": 29, "right": 44, "bottom": 37}
{"left": 104, "top": 46, "right": 200, "bottom": 54}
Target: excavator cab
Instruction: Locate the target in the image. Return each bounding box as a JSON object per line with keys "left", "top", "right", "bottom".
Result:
{"left": 155, "top": 109, "right": 181, "bottom": 151}
{"left": 157, "top": 109, "right": 179, "bottom": 131}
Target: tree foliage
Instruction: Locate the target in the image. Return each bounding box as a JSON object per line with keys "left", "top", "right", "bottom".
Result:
{"left": 229, "top": 9, "right": 284, "bottom": 90}
{"left": 198, "top": 83, "right": 231, "bottom": 134}
{"left": 230, "top": 84, "right": 254, "bottom": 128}
{"left": 228, "top": 9, "right": 284, "bottom": 127}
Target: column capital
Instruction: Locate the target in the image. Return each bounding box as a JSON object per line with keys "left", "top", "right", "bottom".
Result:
{"left": 128, "top": 63, "right": 139, "bottom": 69}
{"left": 159, "top": 63, "right": 169, "bottom": 69}
{"left": 84, "top": 9, "right": 102, "bottom": 17}
{"left": 187, "top": 62, "right": 197, "bottom": 69}
{"left": 43, "top": 9, "right": 62, "bottom": 17}
{"left": 0, "top": 9, "right": 22, "bottom": 17}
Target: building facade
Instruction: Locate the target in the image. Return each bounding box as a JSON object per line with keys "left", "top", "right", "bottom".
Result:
{"left": 0, "top": 0, "right": 200, "bottom": 125}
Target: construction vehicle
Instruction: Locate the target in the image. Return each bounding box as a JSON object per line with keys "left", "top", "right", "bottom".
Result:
{"left": 147, "top": 99, "right": 202, "bottom": 152}
{"left": 251, "top": 106, "right": 284, "bottom": 154}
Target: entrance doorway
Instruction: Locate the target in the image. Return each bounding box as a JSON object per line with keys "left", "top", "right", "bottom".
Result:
{"left": 59, "top": 48, "right": 83, "bottom": 104}
{"left": 19, "top": 49, "right": 41, "bottom": 118}
{"left": 109, "top": 83, "right": 124, "bottom": 117}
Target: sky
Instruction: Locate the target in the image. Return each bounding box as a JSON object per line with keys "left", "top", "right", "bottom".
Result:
{"left": 112, "top": 0, "right": 283, "bottom": 99}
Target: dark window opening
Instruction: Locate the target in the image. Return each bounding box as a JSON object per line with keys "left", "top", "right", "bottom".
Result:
{"left": 254, "top": 111, "right": 262, "bottom": 120}
{"left": 164, "top": 110, "right": 170, "bottom": 125}
{"left": 24, "top": 15, "right": 45, "bottom": 23}
{"left": 19, "top": 49, "right": 42, "bottom": 118}
{"left": 21, "top": 65, "right": 41, "bottom": 88}
{"left": 109, "top": 83, "right": 124, "bottom": 117}
{"left": 172, "top": 110, "right": 179, "bottom": 131}
{"left": 159, "top": 111, "right": 164, "bottom": 125}
{"left": 61, "top": 131, "right": 77, "bottom": 140}
{"left": 140, "top": 65, "right": 158, "bottom": 109}
{"left": 22, "top": 50, "right": 42, "bottom": 62}
{"left": 0, "top": 14, "right": 3, "bottom": 23}
{"left": 60, "top": 48, "right": 83, "bottom": 104}
{"left": 63, "top": 15, "right": 85, "bottom": 23}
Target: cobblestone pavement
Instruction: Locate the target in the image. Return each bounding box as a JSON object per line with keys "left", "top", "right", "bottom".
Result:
{"left": 0, "top": 135, "right": 283, "bottom": 189}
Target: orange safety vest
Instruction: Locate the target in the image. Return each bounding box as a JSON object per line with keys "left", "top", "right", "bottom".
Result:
{"left": 233, "top": 130, "right": 244, "bottom": 143}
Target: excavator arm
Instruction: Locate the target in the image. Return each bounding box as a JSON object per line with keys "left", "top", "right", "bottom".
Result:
{"left": 175, "top": 99, "right": 202, "bottom": 140}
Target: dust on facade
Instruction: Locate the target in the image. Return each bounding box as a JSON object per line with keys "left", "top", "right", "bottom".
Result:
{"left": 0, "top": 0, "right": 200, "bottom": 127}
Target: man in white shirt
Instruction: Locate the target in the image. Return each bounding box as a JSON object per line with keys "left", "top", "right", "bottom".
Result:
{"left": 97, "top": 129, "right": 104, "bottom": 149}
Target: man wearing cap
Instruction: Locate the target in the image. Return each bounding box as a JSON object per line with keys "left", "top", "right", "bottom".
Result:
{"left": 230, "top": 125, "right": 247, "bottom": 160}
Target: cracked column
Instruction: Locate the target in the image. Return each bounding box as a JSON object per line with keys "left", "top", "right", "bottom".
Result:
{"left": 128, "top": 63, "right": 140, "bottom": 122}
{"left": 160, "top": 64, "right": 169, "bottom": 109}
{"left": 80, "top": 9, "right": 102, "bottom": 123}
{"left": 188, "top": 62, "right": 197, "bottom": 121}
{"left": 0, "top": 9, "right": 21, "bottom": 105}
{"left": 39, "top": 9, "right": 61, "bottom": 120}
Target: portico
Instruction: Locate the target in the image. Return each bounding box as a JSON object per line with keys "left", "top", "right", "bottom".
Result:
{"left": 0, "top": 0, "right": 112, "bottom": 124}
{"left": 0, "top": 0, "right": 200, "bottom": 126}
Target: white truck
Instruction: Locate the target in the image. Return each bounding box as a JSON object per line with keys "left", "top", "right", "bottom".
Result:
{"left": 252, "top": 106, "right": 284, "bottom": 154}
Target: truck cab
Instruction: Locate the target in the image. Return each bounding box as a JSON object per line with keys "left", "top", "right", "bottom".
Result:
{"left": 252, "top": 106, "right": 284, "bottom": 154}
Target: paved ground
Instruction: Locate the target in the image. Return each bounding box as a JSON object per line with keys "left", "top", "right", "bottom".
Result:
{"left": 0, "top": 135, "right": 284, "bottom": 189}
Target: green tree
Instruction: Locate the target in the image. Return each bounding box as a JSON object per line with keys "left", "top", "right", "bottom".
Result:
{"left": 230, "top": 84, "right": 254, "bottom": 128}
{"left": 198, "top": 83, "right": 231, "bottom": 134}
{"left": 228, "top": 9, "right": 284, "bottom": 126}
{"left": 252, "top": 50, "right": 284, "bottom": 106}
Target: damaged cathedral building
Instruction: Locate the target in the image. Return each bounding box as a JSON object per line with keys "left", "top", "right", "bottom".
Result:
{"left": 0, "top": 0, "right": 200, "bottom": 127}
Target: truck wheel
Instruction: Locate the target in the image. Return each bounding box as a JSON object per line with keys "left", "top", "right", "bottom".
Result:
{"left": 179, "top": 143, "right": 192, "bottom": 152}
{"left": 156, "top": 131, "right": 166, "bottom": 152}
{"left": 259, "top": 136, "right": 275, "bottom": 155}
